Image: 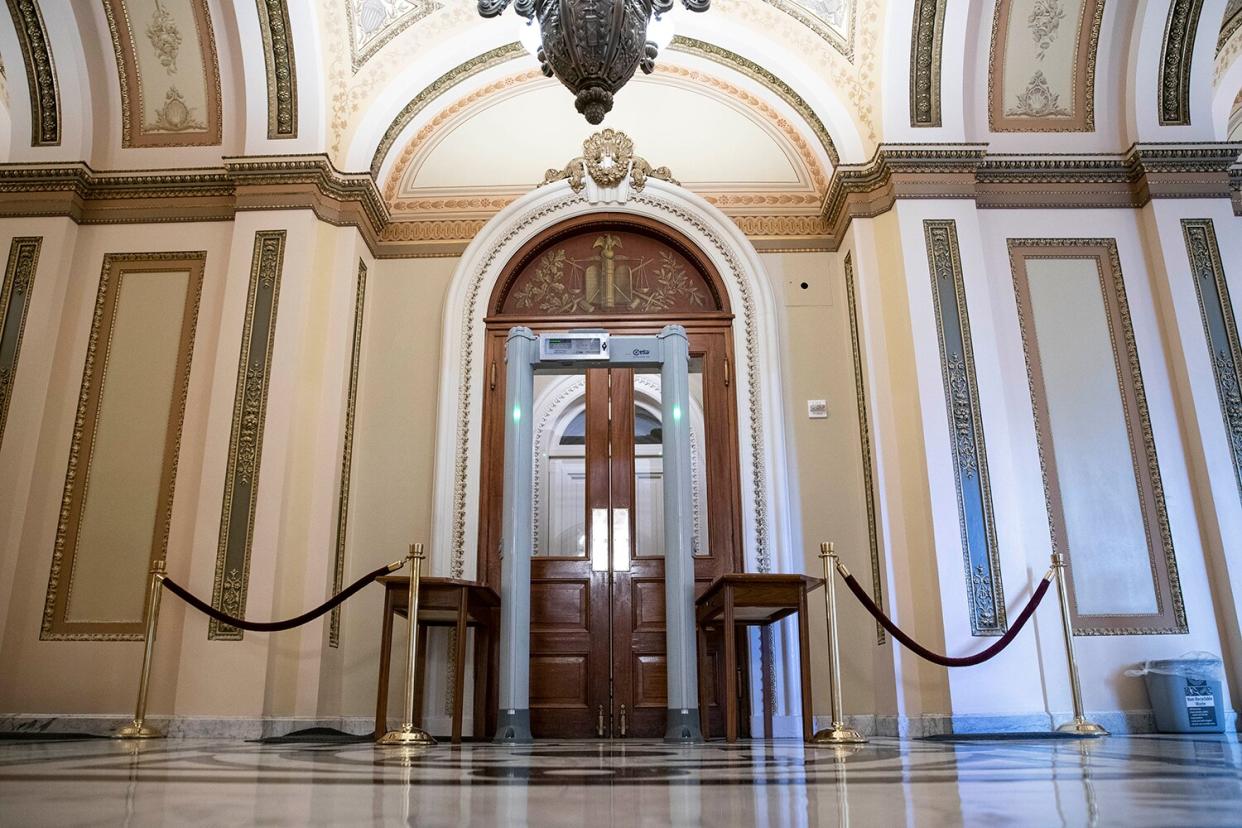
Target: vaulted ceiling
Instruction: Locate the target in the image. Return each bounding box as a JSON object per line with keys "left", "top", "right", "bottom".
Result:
{"left": 1, "top": 0, "right": 1240, "bottom": 251}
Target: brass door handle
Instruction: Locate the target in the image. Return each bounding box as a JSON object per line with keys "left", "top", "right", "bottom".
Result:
{"left": 620, "top": 704, "right": 627, "bottom": 737}
{"left": 597, "top": 704, "right": 605, "bottom": 738}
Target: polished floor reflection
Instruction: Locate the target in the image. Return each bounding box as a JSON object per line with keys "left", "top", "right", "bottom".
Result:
{"left": 1, "top": 735, "right": 1239, "bottom": 826}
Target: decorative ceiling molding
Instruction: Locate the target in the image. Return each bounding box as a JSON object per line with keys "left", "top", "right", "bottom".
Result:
{"left": 1160, "top": 0, "right": 1204, "bottom": 126}
{"left": 1, "top": 144, "right": 1238, "bottom": 257}
{"left": 669, "top": 36, "right": 840, "bottom": 166}
{"left": 255, "top": 0, "right": 298, "bottom": 139}
{"left": 368, "top": 43, "right": 524, "bottom": 178}
{"left": 1221, "top": 0, "right": 1242, "bottom": 53}
{"left": 910, "top": 0, "right": 947, "bottom": 128}
{"left": 761, "top": 0, "right": 855, "bottom": 61}
{"left": 4, "top": 0, "right": 60, "bottom": 146}
{"left": 381, "top": 65, "right": 829, "bottom": 220}
{"left": 102, "top": 0, "right": 223, "bottom": 148}
{"left": 346, "top": 0, "right": 441, "bottom": 72}
{"left": 988, "top": 0, "right": 1105, "bottom": 133}
{"left": 369, "top": 37, "right": 842, "bottom": 214}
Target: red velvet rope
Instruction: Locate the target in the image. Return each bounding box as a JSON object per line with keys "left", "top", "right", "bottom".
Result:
{"left": 840, "top": 571, "right": 1053, "bottom": 667}
{"left": 161, "top": 561, "right": 395, "bottom": 633}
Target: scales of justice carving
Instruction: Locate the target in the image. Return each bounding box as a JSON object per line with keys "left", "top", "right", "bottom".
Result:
{"left": 505, "top": 131, "right": 714, "bottom": 317}
{"left": 510, "top": 233, "right": 707, "bottom": 315}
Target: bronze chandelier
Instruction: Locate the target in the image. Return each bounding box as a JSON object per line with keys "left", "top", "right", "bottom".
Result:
{"left": 478, "top": 0, "right": 711, "bottom": 125}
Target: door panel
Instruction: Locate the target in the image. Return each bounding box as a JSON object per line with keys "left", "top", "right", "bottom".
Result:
{"left": 481, "top": 326, "right": 742, "bottom": 739}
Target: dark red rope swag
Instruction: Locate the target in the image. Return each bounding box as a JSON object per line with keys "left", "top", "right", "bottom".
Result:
{"left": 161, "top": 561, "right": 398, "bottom": 633}
{"left": 840, "top": 570, "right": 1054, "bottom": 668}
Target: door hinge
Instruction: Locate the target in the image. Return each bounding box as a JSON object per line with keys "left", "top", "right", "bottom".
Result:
{"left": 620, "top": 704, "right": 627, "bottom": 737}
{"left": 489, "top": 360, "right": 496, "bottom": 391}
{"left": 724, "top": 356, "right": 731, "bottom": 387}
{"left": 597, "top": 704, "right": 606, "bottom": 738}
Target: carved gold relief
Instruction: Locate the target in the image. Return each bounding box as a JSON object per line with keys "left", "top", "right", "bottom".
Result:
{"left": 510, "top": 234, "right": 705, "bottom": 314}
{"left": 541, "top": 129, "right": 680, "bottom": 194}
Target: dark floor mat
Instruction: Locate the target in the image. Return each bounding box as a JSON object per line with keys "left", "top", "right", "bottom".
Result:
{"left": 0, "top": 732, "right": 111, "bottom": 742}
{"left": 250, "top": 727, "right": 375, "bottom": 744}
{"left": 922, "top": 732, "right": 1100, "bottom": 742}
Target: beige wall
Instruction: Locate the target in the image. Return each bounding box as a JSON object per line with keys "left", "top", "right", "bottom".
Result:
{"left": 0, "top": 220, "right": 234, "bottom": 714}
{"left": 336, "top": 255, "right": 456, "bottom": 718}
{"left": 1, "top": 198, "right": 1240, "bottom": 733}
{"left": 763, "top": 251, "right": 882, "bottom": 718}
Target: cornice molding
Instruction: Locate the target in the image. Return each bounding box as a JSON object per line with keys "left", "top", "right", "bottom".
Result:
{"left": 0, "top": 145, "right": 1237, "bottom": 257}
{"left": 0, "top": 155, "right": 389, "bottom": 248}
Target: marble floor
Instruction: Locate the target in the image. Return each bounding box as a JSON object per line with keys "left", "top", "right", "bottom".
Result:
{"left": 0, "top": 735, "right": 1239, "bottom": 827}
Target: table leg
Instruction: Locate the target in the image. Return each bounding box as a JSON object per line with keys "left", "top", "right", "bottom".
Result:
{"left": 374, "top": 586, "right": 395, "bottom": 739}
{"left": 413, "top": 623, "right": 428, "bottom": 727}
{"left": 452, "top": 593, "right": 469, "bottom": 744}
{"left": 723, "top": 586, "right": 737, "bottom": 743}
{"left": 487, "top": 607, "right": 500, "bottom": 735}
{"left": 797, "top": 591, "right": 813, "bottom": 742}
{"left": 696, "top": 624, "right": 710, "bottom": 741}
{"left": 473, "top": 622, "right": 489, "bottom": 740}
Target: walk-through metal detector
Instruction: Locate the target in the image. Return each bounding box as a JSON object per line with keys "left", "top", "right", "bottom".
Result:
{"left": 494, "top": 325, "right": 702, "bottom": 743}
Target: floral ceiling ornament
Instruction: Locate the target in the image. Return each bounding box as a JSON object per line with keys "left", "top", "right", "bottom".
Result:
{"left": 1026, "top": 0, "right": 1065, "bottom": 59}
{"left": 541, "top": 128, "right": 679, "bottom": 193}
{"left": 146, "top": 0, "right": 183, "bottom": 73}
{"left": 477, "top": 0, "right": 711, "bottom": 124}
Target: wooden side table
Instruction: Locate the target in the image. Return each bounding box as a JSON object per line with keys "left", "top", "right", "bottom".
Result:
{"left": 374, "top": 576, "right": 500, "bottom": 743}
{"left": 695, "top": 573, "right": 823, "bottom": 742}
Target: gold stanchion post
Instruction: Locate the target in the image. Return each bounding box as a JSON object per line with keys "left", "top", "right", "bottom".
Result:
{"left": 811, "top": 542, "right": 866, "bottom": 745}
{"left": 115, "top": 560, "right": 167, "bottom": 739}
{"left": 379, "top": 543, "right": 436, "bottom": 746}
{"left": 1051, "top": 553, "right": 1108, "bottom": 737}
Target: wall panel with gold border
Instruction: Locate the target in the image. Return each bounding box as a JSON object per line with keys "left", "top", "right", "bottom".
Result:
{"left": 41, "top": 252, "right": 205, "bottom": 640}
{"left": 102, "top": 0, "right": 223, "bottom": 148}
{"left": 988, "top": 0, "right": 1105, "bottom": 132}
{"left": 0, "top": 237, "right": 42, "bottom": 446}
{"left": 1008, "top": 239, "right": 1186, "bottom": 635}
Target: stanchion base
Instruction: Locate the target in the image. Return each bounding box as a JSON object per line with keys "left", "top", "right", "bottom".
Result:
{"left": 1056, "top": 719, "right": 1109, "bottom": 738}
{"left": 113, "top": 721, "right": 164, "bottom": 740}
{"left": 377, "top": 724, "right": 436, "bottom": 746}
{"left": 809, "top": 725, "right": 867, "bottom": 746}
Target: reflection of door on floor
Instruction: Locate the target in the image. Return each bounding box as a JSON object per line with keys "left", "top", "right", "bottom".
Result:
{"left": 482, "top": 333, "right": 744, "bottom": 739}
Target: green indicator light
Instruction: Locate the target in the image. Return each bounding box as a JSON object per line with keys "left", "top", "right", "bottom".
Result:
{"left": 513, "top": 404, "right": 522, "bottom": 423}
{"left": 673, "top": 405, "right": 682, "bottom": 422}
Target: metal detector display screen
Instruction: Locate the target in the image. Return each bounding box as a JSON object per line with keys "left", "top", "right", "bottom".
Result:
{"left": 540, "top": 335, "right": 608, "bottom": 361}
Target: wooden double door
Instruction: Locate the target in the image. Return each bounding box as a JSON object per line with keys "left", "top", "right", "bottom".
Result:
{"left": 480, "top": 326, "right": 744, "bottom": 738}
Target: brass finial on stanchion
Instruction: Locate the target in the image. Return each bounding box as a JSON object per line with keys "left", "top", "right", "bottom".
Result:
{"left": 810, "top": 542, "right": 867, "bottom": 746}
{"left": 1051, "top": 552, "right": 1108, "bottom": 737}
{"left": 379, "top": 543, "right": 436, "bottom": 746}
{"left": 115, "top": 560, "right": 168, "bottom": 739}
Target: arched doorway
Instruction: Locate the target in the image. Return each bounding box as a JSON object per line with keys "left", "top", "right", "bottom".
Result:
{"left": 477, "top": 213, "right": 746, "bottom": 738}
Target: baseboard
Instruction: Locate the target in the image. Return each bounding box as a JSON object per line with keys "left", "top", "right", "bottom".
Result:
{"left": 5, "top": 710, "right": 1235, "bottom": 739}
{"left": 811, "top": 710, "right": 1239, "bottom": 737}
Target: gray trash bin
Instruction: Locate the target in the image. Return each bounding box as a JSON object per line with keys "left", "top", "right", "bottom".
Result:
{"left": 1126, "top": 653, "right": 1226, "bottom": 734}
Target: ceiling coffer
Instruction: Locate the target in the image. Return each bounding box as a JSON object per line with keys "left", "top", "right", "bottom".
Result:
{"left": 478, "top": 0, "right": 711, "bottom": 125}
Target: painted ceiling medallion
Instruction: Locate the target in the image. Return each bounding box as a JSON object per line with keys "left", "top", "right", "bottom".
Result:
{"left": 478, "top": 0, "right": 710, "bottom": 124}
{"left": 542, "top": 128, "right": 679, "bottom": 192}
